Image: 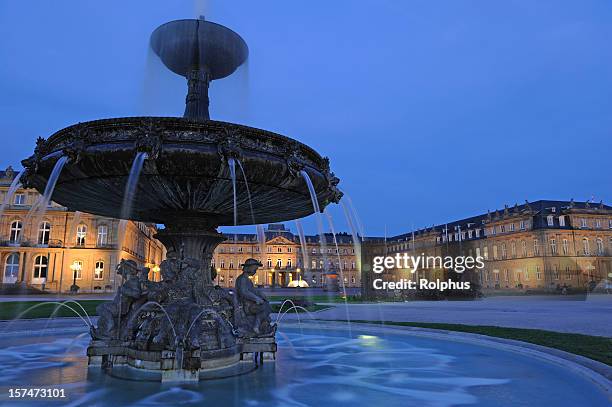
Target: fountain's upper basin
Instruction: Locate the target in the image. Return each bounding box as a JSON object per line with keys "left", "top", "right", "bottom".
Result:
{"left": 21, "top": 117, "right": 342, "bottom": 226}
{"left": 151, "top": 19, "right": 248, "bottom": 80}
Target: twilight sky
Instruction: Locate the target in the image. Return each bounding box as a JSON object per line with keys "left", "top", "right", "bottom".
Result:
{"left": 0, "top": 0, "right": 611, "bottom": 237}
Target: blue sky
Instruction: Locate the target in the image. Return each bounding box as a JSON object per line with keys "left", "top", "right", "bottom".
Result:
{"left": 1, "top": 0, "right": 611, "bottom": 237}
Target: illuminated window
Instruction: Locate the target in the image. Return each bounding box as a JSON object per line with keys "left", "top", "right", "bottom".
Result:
{"left": 94, "top": 261, "right": 104, "bottom": 280}
{"left": 9, "top": 220, "right": 22, "bottom": 243}
{"left": 33, "top": 255, "right": 48, "bottom": 279}
{"left": 76, "top": 224, "right": 87, "bottom": 246}
{"left": 38, "top": 221, "right": 51, "bottom": 245}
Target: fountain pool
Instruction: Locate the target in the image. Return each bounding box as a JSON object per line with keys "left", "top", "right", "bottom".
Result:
{"left": 0, "top": 321, "right": 609, "bottom": 407}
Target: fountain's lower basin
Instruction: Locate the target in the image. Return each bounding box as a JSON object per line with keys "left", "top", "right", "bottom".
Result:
{"left": 0, "top": 321, "right": 609, "bottom": 406}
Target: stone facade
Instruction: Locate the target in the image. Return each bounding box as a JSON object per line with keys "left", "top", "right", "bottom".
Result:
{"left": 0, "top": 167, "right": 165, "bottom": 293}
{"left": 213, "top": 224, "right": 360, "bottom": 289}
{"left": 363, "top": 200, "right": 612, "bottom": 296}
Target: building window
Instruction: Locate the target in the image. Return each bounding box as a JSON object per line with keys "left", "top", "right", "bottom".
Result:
{"left": 493, "top": 245, "right": 498, "bottom": 260}
{"left": 351, "top": 261, "right": 355, "bottom": 270}
{"left": 229, "top": 260, "right": 234, "bottom": 269}
{"left": 522, "top": 241, "right": 527, "bottom": 257}
{"left": 550, "top": 238, "right": 557, "bottom": 255}
{"left": 4, "top": 253, "right": 20, "bottom": 282}
{"left": 536, "top": 266, "right": 542, "bottom": 280}
{"left": 483, "top": 246, "right": 489, "bottom": 260}
{"left": 597, "top": 238, "right": 604, "bottom": 255}
{"left": 511, "top": 241, "right": 516, "bottom": 258}
{"left": 13, "top": 193, "right": 25, "bottom": 206}
{"left": 546, "top": 215, "right": 554, "bottom": 226}
{"left": 287, "top": 259, "right": 292, "bottom": 268}
{"left": 533, "top": 239, "right": 540, "bottom": 256}
{"left": 277, "top": 247, "right": 282, "bottom": 253}
{"left": 609, "top": 219, "right": 612, "bottom": 229}
{"left": 97, "top": 225, "right": 108, "bottom": 246}
{"left": 276, "top": 259, "right": 282, "bottom": 268}
{"left": 565, "top": 266, "right": 571, "bottom": 280}
{"left": 553, "top": 265, "right": 559, "bottom": 280}
{"left": 596, "top": 220, "right": 601, "bottom": 229}
{"left": 72, "top": 260, "right": 83, "bottom": 279}
{"left": 94, "top": 261, "right": 104, "bottom": 280}
{"left": 38, "top": 221, "right": 51, "bottom": 245}
{"left": 33, "top": 255, "right": 48, "bottom": 280}
{"left": 503, "top": 269, "right": 509, "bottom": 282}
{"left": 510, "top": 223, "right": 515, "bottom": 232}
{"left": 500, "top": 225, "right": 505, "bottom": 233}
{"left": 9, "top": 220, "right": 22, "bottom": 243}
{"left": 491, "top": 226, "right": 496, "bottom": 235}
{"left": 559, "top": 216, "right": 566, "bottom": 227}
{"left": 583, "top": 238, "right": 590, "bottom": 255}
{"left": 76, "top": 224, "right": 87, "bottom": 246}
{"left": 475, "top": 247, "right": 481, "bottom": 258}
{"left": 311, "top": 260, "right": 317, "bottom": 269}
{"left": 520, "top": 220, "right": 526, "bottom": 230}
{"left": 220, "top": 259, "right": 225, "bottom": 268}
{"left": 267, "top": 259, "right": 272, "bottom": 268}
{"left": 580, "top": 218, "right": 587, "bottom": 228}
{"left": 475, "top": 229, "right": 481, "bottom": 238}
{"left": 287, "top": 247, "right": 292, "bottom": 253}
{"left": 501, "top": 244, "right": 507, "bottom": 259}
{"left": 562, "top": 239, "right": 569, "bottom": 255}
{"left": 524, "top": 269, "right": 529, "bottom": 280}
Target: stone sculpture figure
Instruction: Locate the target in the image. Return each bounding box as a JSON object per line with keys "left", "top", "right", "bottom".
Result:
{"left": 93, "top": 259, "right": 142, "bottom": 339}
{"left": 235, "top": 258, "right": 275, "bottom": 335}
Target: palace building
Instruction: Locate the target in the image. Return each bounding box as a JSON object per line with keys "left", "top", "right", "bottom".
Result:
{"left": 0, "top": 167, "right": 165, "bottom": 293}
{"left": 364, "top": 200, "right": 612, "bottom": 296}
{"left": 212, "top": 224, "right": 360, "bottom": 289}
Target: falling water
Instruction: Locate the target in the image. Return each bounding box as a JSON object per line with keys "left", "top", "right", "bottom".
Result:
{"left": 294, "top": 219, "right": 309, "bottom": 277}
{"left": 324, "top": 211, "right": 348, "bottom": 297}
{"left": 67, "top": 211, "right": 83, "bottom": 247}
{"left": 341, "top": 200, "right": 362, "bottom": 273}
{"left": 256, "top": 224, "right": 266, "bottom": 257}
{"left": 325, "top": 210, "right": 353, "bottom": 337}
{"left": 116, "top": 152, "right": 148, "bottom": 279}
{"left": 25, "top": 156, "right": 69, "bottom": 243}
{"left": 121, "top": 152, "right": 148, "bottom": 221}
{"left": 235, "top": 159, "right": 255, "bottom": 224}
{"left": 299, "top": 170, "right": 330, "bottom": 285}
{"left": 0, "top": 171, "right": 23, "bottom": 221}
{"left": 343, "top": 191, "right": 365, "bottom": 238}
{"left": 228, "top": 158, "right": 238, "bottom": 226}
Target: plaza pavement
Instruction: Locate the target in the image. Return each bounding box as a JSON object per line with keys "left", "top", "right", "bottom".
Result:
{"left": 286, "top": 294, "right": 612, "bottom": 337}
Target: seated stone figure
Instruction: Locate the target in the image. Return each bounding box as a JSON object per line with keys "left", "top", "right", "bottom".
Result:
{"left": 93, "top": 259, "right": 142, "bottom": 340}
{"left": 235, "top": 258, "right": 275, "bottom": 336}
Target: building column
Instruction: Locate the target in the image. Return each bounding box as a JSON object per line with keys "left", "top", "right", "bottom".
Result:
{"left": 19, "top": 251, "right": 27, "bottom": 284}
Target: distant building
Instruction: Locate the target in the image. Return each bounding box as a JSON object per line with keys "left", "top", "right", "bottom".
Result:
{"left": 0, "top": 167, "right": 165, "bottom": 293}
{"left": 213, "top": 224, "right": 360, "bottom": 289}
{"left": 363, "top": 200, "right": 612, "bottom": 297}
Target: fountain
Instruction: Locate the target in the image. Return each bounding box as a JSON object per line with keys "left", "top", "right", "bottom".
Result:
{"left": 20, "top": 16, "right": 342, "bottom": 382}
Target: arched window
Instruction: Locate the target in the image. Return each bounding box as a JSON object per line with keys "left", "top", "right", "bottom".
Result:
{"left": 32, "top": 255, "right": 48, "bottom": 280}
{"left": 38, "top": 221, "right": 51, "bottom": 245}
{"left": 97, "top": 225, "right": 108, "bottom": 246}
{"left": 3, "top": 253, "right": 19, "bottom": 283}
{"left": 94, "top": 261, "right": 104, "bottom": 280}
{"left": 583, "top": 238, "right": 590, "bottom": 255}
{"left": 596, "top": 238, "right": 604, "bottom": 255}
{"left": 76, "top": 224, "right": 87, "bottom": 246}
{"left": 9, "top": 220, "right": 22, "bottom": 243}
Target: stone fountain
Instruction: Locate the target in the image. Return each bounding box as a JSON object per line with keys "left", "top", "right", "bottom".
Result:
{"left": 20, "top": 16, "right": 342, "bottom": 381}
